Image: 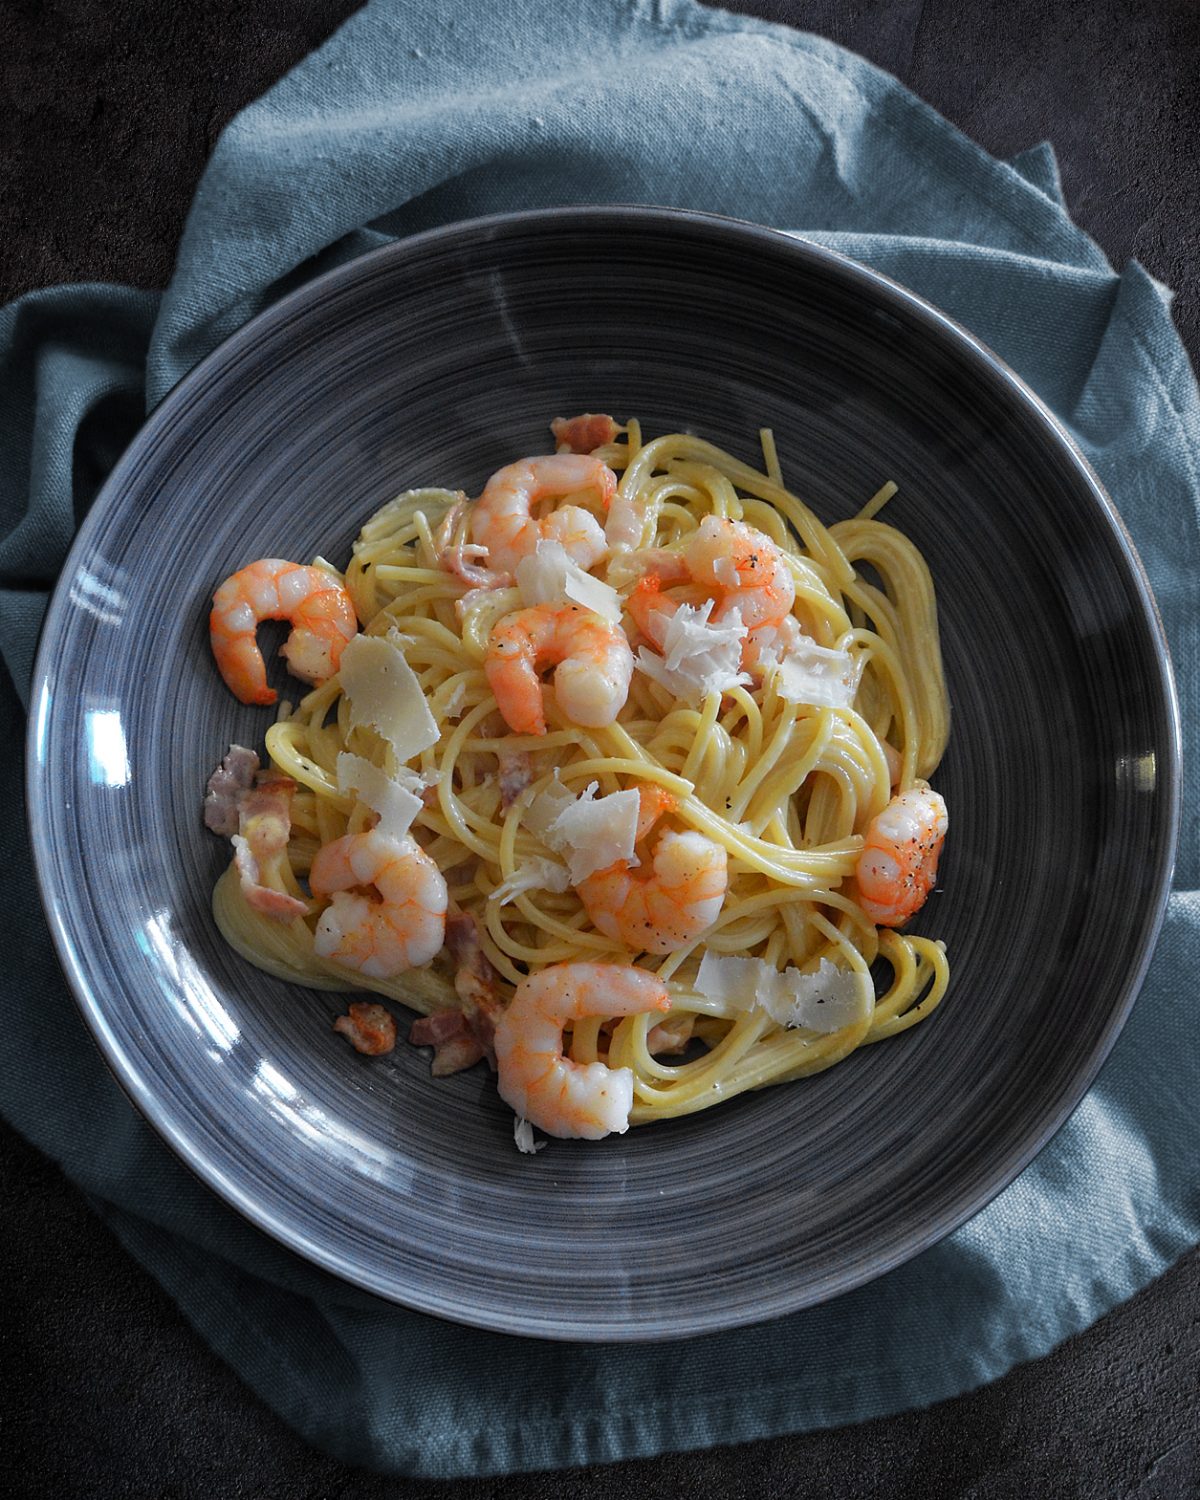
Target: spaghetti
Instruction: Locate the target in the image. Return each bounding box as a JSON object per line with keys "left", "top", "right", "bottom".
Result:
{"left": 207, "top": 418, "right": 950, "bottom": 1139}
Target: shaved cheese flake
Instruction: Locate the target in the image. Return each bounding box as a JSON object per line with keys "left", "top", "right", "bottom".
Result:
{"left": 339, "top": 632, "right": 439, "bottom": 760}
{"left": 336, "top": 753, "right": 421, "bottom": 841}
{"left": 768, "top": 959, "right": 874, "bottom": 1033}
{"left": 515, "top": 540, "right": 621, "bottom": 623}
{"left": 635, "top": 599, "right": 749, "bottom": 703}
{"left": 694, "top": 952, "right": 872, "bottom": 1034}
{"left": 514, "top": 1117, "right": 547, "bottom": 1154}
{"left": 769, "top": 636, "right": 862, "bottom": 709}
{"left": 491, "top": 857, "right": 572, "bottom": 905}
{"left": 524, "top": 776, "right": 579, "bottom": 840}
{"left": 547, "top": 784, "right": 641, "bottom": 884}
{"left": 694, "top": 952, "right": 768, "bottom": 1012}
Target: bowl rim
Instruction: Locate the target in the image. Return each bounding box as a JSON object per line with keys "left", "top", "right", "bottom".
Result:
{"left": 26, "top": 204, "right": 1183, "bottom": 1340}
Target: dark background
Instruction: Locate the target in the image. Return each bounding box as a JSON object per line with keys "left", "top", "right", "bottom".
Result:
{"left": 2, "top": 2, "right": 1198, "bottom": 1496}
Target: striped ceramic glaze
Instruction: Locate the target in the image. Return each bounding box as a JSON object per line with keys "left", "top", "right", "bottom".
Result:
{"left": 27, "top": 210, "right": 1179, "bottom": 1340}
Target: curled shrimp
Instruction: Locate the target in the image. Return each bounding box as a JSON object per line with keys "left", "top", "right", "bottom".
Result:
{"left": 210, "top": 559, "right": 358, "bottom": 706}
{"left": 626, "top": 517, "right": 795, "bottom": 659}
{"left": 494, "top": 962, "right": 670, "bottom": 1139}
{"left": 471, "top": 455, "right": 615, "bottom": 573}
{"left": 855, "top": 781, "right": 948, "bottom": 927}
{"left": 309, "top": 829, "right": 447, "bottom": 979}
{"left": 485, "top": 603, "right": 634, "bottom": 735}
{"left": 577, "top": 787, "right": 728, "bottom": 954}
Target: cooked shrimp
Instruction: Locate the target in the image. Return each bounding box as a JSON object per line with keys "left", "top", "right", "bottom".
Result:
{"left": 625, "top": 517, "right": 794, "bottom": 660}
{"left": 494, "top": 962, "right": 670, "bottom": 1139}
{"left": 551, "top": 413, "right": 620, "bottom": 454}
{"left": 485, "top": 603, "right": 634, "bottom": 735}
{"left": 855, "top": 781, "right": 948, "bottom": 927}
{"left": 210, "top": 559, "right": 358, "bottom": 706}
{"left": 687, "top": 516, "right": 795, "bottom": 632}
{"left": 578, "top": 787, "right": 728, "bottom": 954}
{"left": 310, "top": 829, "right": 447, "bottom": 978}
{"left": 472, "top": 455, "right": 615, "bottom": 573}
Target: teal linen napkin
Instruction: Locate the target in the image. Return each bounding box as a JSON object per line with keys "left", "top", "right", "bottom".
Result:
{"left": 2, "top": 0, "right": 1197, "bottom": 1478}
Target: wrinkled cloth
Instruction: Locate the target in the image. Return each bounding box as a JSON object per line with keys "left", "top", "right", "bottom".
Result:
{"left": 1, "top": 0, "right": 1197, "bottom": 1479}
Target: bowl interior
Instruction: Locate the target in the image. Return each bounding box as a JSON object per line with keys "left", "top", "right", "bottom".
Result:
{"left": 29, "top": 210, "right": 1177, "bottom": 1339}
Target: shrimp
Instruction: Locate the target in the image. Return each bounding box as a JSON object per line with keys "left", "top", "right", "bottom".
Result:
{"left": 625, "top": 517, "right": 795, "bottom": 660}
{"left": 578, "top": 786, "right": 728, "bottom": 954}
{"left": 494, "top": 962, "right": 670, "bottom": 1139}
{"left": 309, "top": 829, "right": 448, "bottom": 979}
{"left": 855, "top": 781, "right": 948, "bottom": 927}
{"left": 485, "top": 603, "right": 634, "bottom": 736}
{"left": 686, "top": 516, "right": 795, "bottom": 632}
{"left": 471, "top": 455, "right": 615, "bottom": 573}
{"left": 210, "top": 559, "right": 358, "bottom": 706}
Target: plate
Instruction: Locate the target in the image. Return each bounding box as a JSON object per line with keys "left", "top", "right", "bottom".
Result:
{"left": 27, "top": 208, "right": 1180, "bottom": 1339}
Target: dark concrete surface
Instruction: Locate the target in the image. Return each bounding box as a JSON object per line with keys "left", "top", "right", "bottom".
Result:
{"left": 2, "top": 1, "right": 1198, "bottom": 1495}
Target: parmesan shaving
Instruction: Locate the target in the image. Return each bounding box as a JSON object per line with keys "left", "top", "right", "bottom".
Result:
{"left": 515, "top": 540, "right": 621, "bottom": 623}
{"left": 526, "top": 780, "right": 640, "bottom": 884}
{"left": 336, "top": 753, "right": 422, "bottom": 841}
{"left": 767, "top": 958, "right": 873, "bottom": 1033}
{"left": 694, "top": 952, "right": 872, "bottom": 1035}
{"left": 524, "top": 776, "right": 578, "bottom": 840}
{"left": 634, "top": 599, "right": 749, "bottom": 703}
{"left": 514, "top": 1117, "right": 546, "bottom": 1154}
{"left": 491, "top": 857, "right": 572, "bottom": 906}
{"left": 762, "top": 634, "right": 862, "bottom": 709}
{"left": 339, "top": 632, "right": 439, "bottom": 760}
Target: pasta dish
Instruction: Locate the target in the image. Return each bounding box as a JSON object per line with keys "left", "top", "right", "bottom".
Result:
{"left": 203, "top": 414, "right": 950, "bottom": 1146}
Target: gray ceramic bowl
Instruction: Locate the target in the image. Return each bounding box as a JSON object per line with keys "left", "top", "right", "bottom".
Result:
{"left": 28, "top": 208, "right": 1179, "bottom": 1340}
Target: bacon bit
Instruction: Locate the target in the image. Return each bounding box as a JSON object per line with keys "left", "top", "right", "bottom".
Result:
{"left": 409, "top": 1007, "right": 486, "bottom": 1076}
{"left": 232, "top": 771, "right": 308, "bottom": 922}
{"left": 203, "top": 744, "right": 260, "bottom": 836}
{"left": 436, "top": 496, "right": 512, "bottom": 591}
{"left": 497, "top": 750, "right": 534, "bottom": 810}
{"left": 551, "top": 413, "right": 620, "bottom": 454}
{"left": 647, "top": 1013, "right": 696, "bottom": 1056}
{"left": 410, "top": 1010, "right": 469, "bottom": 1046}
{"left": 334, "top": 1001, "right": 397, "bottom": 1056}
{"left": 407, "top": 908, "right": 502, "bottom": 1077}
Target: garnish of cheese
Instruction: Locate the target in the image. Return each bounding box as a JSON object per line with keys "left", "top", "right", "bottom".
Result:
{"left": 524, "top": 779, "right": 640, "bottom": 884}
{"left": 491, "top": 856, "right": 572, "bottom": 906}
{"left": 694, "top": 951, "right": 872, "bottom": 1035}
{"left": 515, "top": 540, "right": 622, "bottom": 623}
{"left": 338, "top": 632, "right": 439, "bottom": 760}
{"left": 514, "top": 1116, "right": 547, "bottom": 1154}
{"left": 635, "top": 599, "right": 749, "bottom": 703}
{"left": 759, "top": 632, "right": 862, "bottom": 709}
{"left": 336, "top": 753, "right": 423, "bottom": 841}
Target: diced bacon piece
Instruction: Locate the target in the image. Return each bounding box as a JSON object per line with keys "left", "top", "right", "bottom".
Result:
{"left": 409, "top": 1005, "right": 488, "bottom": 1076}
{"left": 232, "top": 771, "right": 308, "bottom": 922}
{"left": 444, "top": 906, "right": 501, "bottom": 1067}
{"left": 436, "top": 497, "right": 512, "bottom": 590}
{"left": 497, "top": 749, "right": 534, "bottom": 809}
{"left": 551, "top": 413, "right": 620, "bottom": 454}
{"left": 203, "top": 744, "right": 259, "bottom": 836}
{"left": 410, "top": 1010, "right": 470, "bottom": 1047}
{"left": 333, "top": 1001, "right": 397, "bottom": 1055}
